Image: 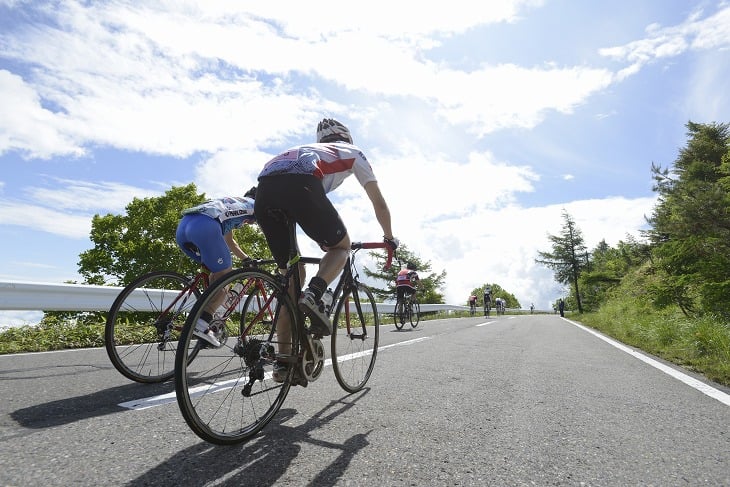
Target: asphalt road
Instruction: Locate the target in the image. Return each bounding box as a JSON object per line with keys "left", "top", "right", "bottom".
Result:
{"left": 1, "top": 314, "right": 728, "bottom": 486}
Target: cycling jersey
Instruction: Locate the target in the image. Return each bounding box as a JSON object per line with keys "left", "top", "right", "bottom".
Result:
{"left": 258, "top": 142, "right": 377, "bottom": 193}
{"left": 396, "top": 269, "right": 418, "bottom": 289}
{"left": 182, "top": 197, "right": 255, "bottom": 234}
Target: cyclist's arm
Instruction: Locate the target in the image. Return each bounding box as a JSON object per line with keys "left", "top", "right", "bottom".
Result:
{"left": 364, "top": 181, "right": 394, "bottom": 240}
{"left": 224, "top": 231, "right": 249, "bottom": 261}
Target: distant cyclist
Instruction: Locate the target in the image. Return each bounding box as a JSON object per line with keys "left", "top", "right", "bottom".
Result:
{"left": 396, "top": 262, "right": 419, "bottom": 304}
{"left": 175, "top": 190, "right": 257, "bottom": 347}
{"left": 495, "top": 297, "right": 506, "bottom": 315}
{"left": 468, "top": 294, "right": 477, "bottom": 315}
{"left": 483, "top": 287, "right": 492, "bottom": 317}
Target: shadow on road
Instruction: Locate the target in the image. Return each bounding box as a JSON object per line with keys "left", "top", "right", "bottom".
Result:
{"left": 10, "top": 380, "right": 175, "bottom": 429}
{"left": 129, "top": 389, "right": 373, "bottom": 487}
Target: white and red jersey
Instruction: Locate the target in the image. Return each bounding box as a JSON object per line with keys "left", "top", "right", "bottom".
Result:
{"left": 258, "top": 142, "right": 377, "bottom": 193}
{"left": 396, "top": 269, "right": 418, "bottom": 289}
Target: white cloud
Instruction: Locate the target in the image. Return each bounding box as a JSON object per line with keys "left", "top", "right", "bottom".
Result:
{"left": 0, "top": 201, "right": 91, "bottom": 238}
{"left": 0, "top": 70, "right": 85, "bottom": 158}
{"left": 25, "top": 178, "right": 160, "bottom": 212}
{"left": 0, "top": 1, "right": 621, "bottom": 159}
{"left": 0, "top": 179, "right": 164, "bottom": 239}
{"left": 599, "top": 4, "right": 730, "bottom": 74}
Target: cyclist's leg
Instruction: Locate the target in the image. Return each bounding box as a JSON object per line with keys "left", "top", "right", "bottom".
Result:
{"left": 293, "top": 177, "right": 349, "bottom": 286}
{"left": 274, "top": 264, "right": 302, "bottom": 359}
{"left": 253, "top": 192, "right": 300, "bottom": 370}
{"left": 258, "top": 174, "right": 345, "bottom": 335}
{"left": 263, "top": 173, "right": 347, "bottom": 289}
{"left": 177, "top": 214, "right": 233, "bottom": 323}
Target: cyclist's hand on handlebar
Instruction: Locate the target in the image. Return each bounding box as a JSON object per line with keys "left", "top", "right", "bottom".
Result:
{"left": 384, "top": 236, "right": 399, "bottom": 250}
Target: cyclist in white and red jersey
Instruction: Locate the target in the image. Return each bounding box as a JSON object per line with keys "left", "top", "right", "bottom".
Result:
{"left": 176, "top": 190, "right": 256, "bottom": 347}
{"left": 396, "top": 262, "right": 419, "bottom": 302}
{"left": 254, "top": 119, "right": 398, "bottom": 380}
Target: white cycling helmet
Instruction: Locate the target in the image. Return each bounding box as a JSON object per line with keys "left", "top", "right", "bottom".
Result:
{"left": 316, "top": 118, "right": 353, "bottom": 144}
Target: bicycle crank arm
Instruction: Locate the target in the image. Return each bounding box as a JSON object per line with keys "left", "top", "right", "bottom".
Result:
{"left": 299, "top": 335, "right": 325, "bottom": 383}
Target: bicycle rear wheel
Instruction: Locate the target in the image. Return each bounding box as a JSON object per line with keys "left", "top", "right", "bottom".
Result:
{"left": 175, "top": 269, "right": 297, "bottom": 445}
{"left": 394, "top": 300, "right": 405, "bottom": 330}
{"left": 105, "top": 271, "right": 201, "bottom": 383}
{"left": 409, "top": 299, "right": 420, "bottom": 328}
{"left": 331, "top": 282, "right": 380, "bottom": 393}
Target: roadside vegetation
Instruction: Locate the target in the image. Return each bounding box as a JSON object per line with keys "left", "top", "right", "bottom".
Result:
{"left": 574, "top": 275, "right": 730, "bottom": 387}
{"left": 536, "top": 121, "right": 730, "bottom": 387}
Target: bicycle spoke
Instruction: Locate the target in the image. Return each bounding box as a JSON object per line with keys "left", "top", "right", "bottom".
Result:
{"left": 175, "top": 269, "right": 296, "bottom": 445}
{"left": 106, "top": 271, "right": 200, "bottom": 383}
{"left": 331, "top": 283, "right": 379, "bottom": 393}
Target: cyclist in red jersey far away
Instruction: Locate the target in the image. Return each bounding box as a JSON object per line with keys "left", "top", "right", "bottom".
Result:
{"left": 468, "top": 294, "right": 477, "bottom": 314}
{"left": 396, "top": 262, "right": 419, "bottom": 303}
{"left": 253, "top": 118, "right": 398, "bottom": 381}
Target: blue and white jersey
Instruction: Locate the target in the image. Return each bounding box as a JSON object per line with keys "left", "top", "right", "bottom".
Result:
{"left": 181, "top": 197, "right": 255, "bottom": 234}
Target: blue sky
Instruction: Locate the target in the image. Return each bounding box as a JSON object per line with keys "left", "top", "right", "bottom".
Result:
{"left": 1, "top": 1, "right": 729, "bottom": 326}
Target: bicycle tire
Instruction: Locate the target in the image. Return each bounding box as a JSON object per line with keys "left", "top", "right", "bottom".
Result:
{"left": 394, "top": 300, "right": 405, "bottom": 330}
{"left": 410, "top": 299, "right": 420, "bottom": 328}
{"left": 105, "top": 270, "right": 201, "bottom": 383}
{"left": 331, "top": 282, "right": 380, "bottom": 393}
{"left": 175, "top": 269, "right": 297, "bottom": 445}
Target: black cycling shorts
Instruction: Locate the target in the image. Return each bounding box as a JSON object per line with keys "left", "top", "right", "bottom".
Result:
{"left": 255, "top": 174, "right": 348, "bottom": 268}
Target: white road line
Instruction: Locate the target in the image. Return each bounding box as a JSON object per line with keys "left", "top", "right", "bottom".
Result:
{"left": 119, "top": 336, "right": 433, "bottom": 410}
{"left": 566, "top": 318, "right": 730, "bottom": 407}
{"left": 476, "top": 321, "right": 494, "bottom": 327}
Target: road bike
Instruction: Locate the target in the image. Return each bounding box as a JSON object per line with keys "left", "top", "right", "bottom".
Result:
{"left": 469, "top": 301, "right": 476, "bottom": 317}
{"left": 484, "top": 300, "right": 491, "bottom": 318}
{"left": 394, "top": 291, "right": 420, "bottom": 330}
{"left": 174, "top": 214, "right": 394, "bottom": 445}
{"left": 105, "top": 262, "right": 274, "bottom": 383}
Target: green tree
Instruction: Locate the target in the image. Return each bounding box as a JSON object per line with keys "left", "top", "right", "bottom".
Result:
{"left": 469, "top": 283, "right": 520, "bottom": 309}
{"left": 363, "top": 243, "right": 446, "bottom": 303}
{"left": 578, "top": 236, "right": 650, "bottom": 312}
{"left": 535, "top": 210, "right": 589, "bottom": 313}
{"left": 646, "top": 121, "right": 730, "bottom": 318}
{"left": 77, "top": 183, "right": 270, "bottom": 286}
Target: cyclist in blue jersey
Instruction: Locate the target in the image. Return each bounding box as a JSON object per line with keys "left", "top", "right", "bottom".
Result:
{"left": 175, "top": 190, "right": 256, "bottom": 347}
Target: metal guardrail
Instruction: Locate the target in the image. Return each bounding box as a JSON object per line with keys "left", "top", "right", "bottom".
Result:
{"left": 0, "top": 280, "right": 475, "bottom": 314}
{"left": 0, "top": 280, "right": 142, "bottom": 312}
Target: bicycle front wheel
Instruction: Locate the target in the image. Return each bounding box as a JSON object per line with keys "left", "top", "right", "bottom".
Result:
{"left": 105, "top": 271, "right": 201, "bottom": 383}
{"left": 410, "top": 299, "right": 420, "bottom": 328}
{"left": 331, "top": 282, "right": 380, "bottom": 393}
{"left": 175, "top": 269, "right": 297, "bottom": 445}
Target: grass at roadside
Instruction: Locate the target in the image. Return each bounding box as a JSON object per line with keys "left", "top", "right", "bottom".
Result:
{"left": 574, "top": 300, "right": 730, "bottom": 387}
{"left": 0, "top": 316, "right": 104, "bottom": 354}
